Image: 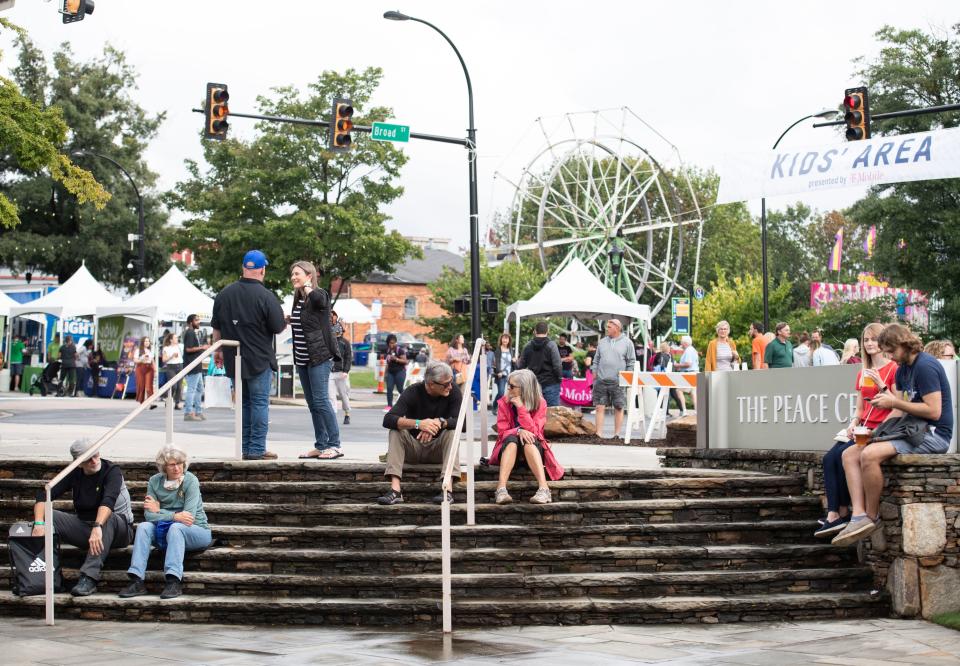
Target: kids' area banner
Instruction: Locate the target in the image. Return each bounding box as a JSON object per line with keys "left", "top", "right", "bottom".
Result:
{"left": 717, "top": 127, "right": 960, "bottom": 203}
{"left": 810, "top": 282, "right": 928, "bottom": 329}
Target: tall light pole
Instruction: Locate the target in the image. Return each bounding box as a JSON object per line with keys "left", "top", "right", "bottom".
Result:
{"left": 760, "top": 109, "right": 838, "bottom": 331}
{"left": 71, "top": 150, "right": 146, "bottom": 291}
{"left": 384, "top": 10, "right": 482, "bottom": 343}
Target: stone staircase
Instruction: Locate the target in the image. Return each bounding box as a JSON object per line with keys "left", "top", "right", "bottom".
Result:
{"left": 0, "top": 459, "right": 886, "bottom": 626}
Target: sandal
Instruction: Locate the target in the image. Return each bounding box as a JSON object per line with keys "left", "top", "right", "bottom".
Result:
{"left": 316, "top": 448, "right": 344, "bottom": 460}
{"left": 298, "top": 449, "right": 322, "bottom": 459}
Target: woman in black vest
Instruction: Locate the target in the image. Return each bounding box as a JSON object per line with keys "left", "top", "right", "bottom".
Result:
{"left": 290, "top": 260, "right": 343, "bottom": 459}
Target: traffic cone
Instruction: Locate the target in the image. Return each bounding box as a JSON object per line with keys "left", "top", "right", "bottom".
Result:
{"left": 375, "top": 357, "right": 386, "bottom": 394}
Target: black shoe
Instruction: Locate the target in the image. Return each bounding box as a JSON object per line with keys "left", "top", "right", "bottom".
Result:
{"left": 70, "top": 574, "right": 98, "bottom": 597}
{"left": 814, "top": 516, "right": 850, "bottom": 538}
{"left": 174, "top": 405, "right": 181, "bottom": 411}
{"left": 343, "top": 414, "right": 351, "bottom": 425}
{"left": 149, "top": 404, "right": 157, "bottom": 410}
{"left": 376, "top": 489, "right": 404, "bottom": 505}
{"left": 118, "top": 575, "right": 147, "bottom": 598}
{"left": 160, "top": 574, "right": 182, "bottom": 599}
{"left": 431, "top": 490, "right": 454, "bottom": 505}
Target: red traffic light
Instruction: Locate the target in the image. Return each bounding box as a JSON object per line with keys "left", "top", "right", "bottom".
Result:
{"left": 843, "top": 87, "right": 870, "bottom": 141}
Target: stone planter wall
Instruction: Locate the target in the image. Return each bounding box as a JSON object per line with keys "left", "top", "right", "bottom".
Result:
{"left": 658, "top": 448, "right": 960, "bottom": 619}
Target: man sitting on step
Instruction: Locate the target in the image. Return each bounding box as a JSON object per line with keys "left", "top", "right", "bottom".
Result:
{"left": 32, "top": 438, "right": 135, "bottom": 597}
{"left": 377, "top": 362, "right": 462, "bottom": 506}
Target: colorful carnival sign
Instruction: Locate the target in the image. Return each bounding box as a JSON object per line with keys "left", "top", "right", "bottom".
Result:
{"left": 717, "top": 127, "right": 960, "bottom": 203}
{"left": 810, "top": 282, "right": 928, "bottom": 329}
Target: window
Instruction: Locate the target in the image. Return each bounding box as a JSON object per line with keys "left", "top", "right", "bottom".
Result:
{"left": 403, "top": 297, "right": 418, "bottom": 319}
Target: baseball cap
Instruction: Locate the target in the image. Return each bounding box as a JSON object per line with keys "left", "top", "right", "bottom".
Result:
{"left": 242, "top": 250, "right": 269, "bottom": 269}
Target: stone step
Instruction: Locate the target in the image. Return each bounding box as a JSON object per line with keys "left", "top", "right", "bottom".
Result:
{"left": 0, "top": 460, "right": 770, "bottom": 484}
{"left": 0, "top": 475, "right": 806, "bottom": 504}
{"left": 0, "top": 542, "right": 860, "bottom": 577}
{"left": 0, "top": 495, "right": 822, "bottom": 527}
{"left": 0, "top": 590, "right": 888, "bottom": 626}
{"left": 0, "top": 566, "right": 874, "bottom": 599}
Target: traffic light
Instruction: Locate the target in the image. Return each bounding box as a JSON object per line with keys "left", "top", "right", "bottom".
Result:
{"left": 329, "top": 98, "right": 354, "bottom": 152}
{"left": 204, "top": 83, "right": 230, "bottom": 140}
{"left": 61, "top": 0, "right": 94, "bottom": 23}
{"left": 843, "top": 87, "right": 871, "bottom": 141}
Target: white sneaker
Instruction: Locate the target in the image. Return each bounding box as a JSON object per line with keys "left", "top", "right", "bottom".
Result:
{"left": 530, "top": 488, "right": 552, "bottom": 504}
{"left": 495, "top": 487, "right": 513, "bottom": 505}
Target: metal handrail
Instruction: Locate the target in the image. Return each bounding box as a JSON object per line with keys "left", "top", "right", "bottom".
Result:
{"left": 439, "top": 337, "right": 486, "bottom": 633}
{"left": 43, "top": 339, "right": 241, "bottom": 625}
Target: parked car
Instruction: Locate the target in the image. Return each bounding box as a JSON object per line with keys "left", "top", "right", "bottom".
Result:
{"left": 363, "top": 332, "right": 431, "bottom": 361}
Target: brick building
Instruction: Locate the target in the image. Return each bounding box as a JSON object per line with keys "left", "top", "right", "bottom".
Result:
{"left": 336, "top": 239, "right": 462, "bottom": 357}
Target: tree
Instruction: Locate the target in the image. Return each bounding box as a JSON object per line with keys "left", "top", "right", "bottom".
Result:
{"left": 0, "top": 35, "right": 169, "bottom": 284}
{"left": 418, "top": 259, "right": 546, "bottom": 347}
{"left": 846, "top": 23, "right": 960, "bottom": 340}
{"left": 791, "top": 297, "right": 897, "bottom": 349}
{"left": 0, "top": 22, "right": 111, "bottom": 274}
{"left": 167, "top": 68, "right": 419, "bottom": 295}
{"left": 690, "top": 271, "right": 793, "bottom": 353}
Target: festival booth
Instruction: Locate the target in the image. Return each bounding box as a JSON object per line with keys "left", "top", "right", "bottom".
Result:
{"left": 6, "top": 264, "right": 120, "bottom": 393}
{"left": 0, "top": 290, "right": 24, "bottom": 390}
{"left": 503, "top": 257, "right": 652, "bottom": 412}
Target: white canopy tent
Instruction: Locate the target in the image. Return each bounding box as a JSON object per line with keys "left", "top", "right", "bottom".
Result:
{"left": 95, "top": 265, "right": 214, "bottom": 325}
{"left": 504, "top": 258, "right": 652, "bottom": 352}
{"left": 7, "top": 264, "right": 121, "bottom": 363}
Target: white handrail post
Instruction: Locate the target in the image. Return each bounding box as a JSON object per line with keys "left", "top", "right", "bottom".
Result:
{"left": 234, "top": 346, "right": 243, "bottom": 461}
{"left": 164, "top": 383, "right": 174, "bottom": 445}
{"left": 44, "top": 492, "right": 54, "bottom": 625}
{"left": 441, "top": 495, "right": 452, "bottom": 632}
{"left": 465, "top": 369, "right": 475, "bottom": 527}
{"left": 479, "top": 348, "right": 489, "bottom": 458}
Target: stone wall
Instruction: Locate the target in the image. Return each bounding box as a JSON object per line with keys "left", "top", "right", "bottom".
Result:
{"left": 658, "top": 448, "right": 960, "bottom": 619}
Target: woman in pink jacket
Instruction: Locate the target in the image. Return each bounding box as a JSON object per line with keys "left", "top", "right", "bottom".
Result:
{"left": 490, "top": 368, "right": 564, "bottom": 505}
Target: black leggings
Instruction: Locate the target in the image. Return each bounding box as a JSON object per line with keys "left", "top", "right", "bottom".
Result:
{"left": 501, "top": 435, "right": 544, "bottom": 467}
{"left": 823, "top": 440, "right": 854, "bottom": 513}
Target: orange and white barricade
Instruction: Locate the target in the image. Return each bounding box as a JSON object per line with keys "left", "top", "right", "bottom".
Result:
{"left": 619, "top": 370, "right": 698, "bottom": 443}
{"left": 404, "top": 363, "right": 425, "bottom": 389}
{"left": 375, "top": 358, "right": 386, "bottom": 394}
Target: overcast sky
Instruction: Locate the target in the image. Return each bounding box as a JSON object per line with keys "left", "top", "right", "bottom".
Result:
{"left": 3, "top": 1, "right": 956, "bottom": 252}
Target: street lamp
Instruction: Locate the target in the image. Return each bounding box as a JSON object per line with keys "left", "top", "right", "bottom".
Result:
{"left": 760, "top": 109, "right": 838, "bottom": 331}
{"left": 71, "top": 150, "right": 146, "bottom": 291}
{"left": 384, "top": 10, "right": 482, "bottom": 343}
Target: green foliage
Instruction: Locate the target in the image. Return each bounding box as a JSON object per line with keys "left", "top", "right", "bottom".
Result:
{"left": 0, "top": 32, "right": 165, "bottom": 285}
{"left": 166, "top": 68, "right": 419, "bottom": 295}
{"left": 418, "top": 259, "right": 546, "bottom": 346}
{"left": 0, "top": 21, "right": 109, "bottom": 246}
{"left": 846, "top": 23, "right": 960, "bottom": 341}
{"left": 690, "top": 272, "right": 793, "bottom": 353}
{"left": 790, "top": 297, "right": 897, "bottom": 348}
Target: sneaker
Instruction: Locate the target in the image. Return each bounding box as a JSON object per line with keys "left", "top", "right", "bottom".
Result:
{"left": 118, "top": 575, "right": 147, "bottom": 598}
{"left": 494, "top": 487, "right": 513, "bottom": 505}
{"left": 343, "top": 414, "right": 351, "bottom": 425}
{"left": 832, "top": 515, "right": 881, "bottom": 547}
{"left": 530, "top": 488, "right": 552, "bottom": 504}
{"left": 70, "top": 573, "right": 98, "bottom": 597}
{"left": 383, "top": 406, "right": 392, "bottom": 413}
{"left": 183, "top": 414, "right": 201, "bottom": 422}
{"left": 160, "top": 574, "right": 182, "bottom": 599}
{"left": 198, "top": 413, "right": 207, "bottom": 421}
{"left": 377, "top": 489, "right": 404, "bottom": 505}
{"left": 242, "top": 451, "right": 279, "bottom": 461}
{"left": 378, "top": 453, "right": 388, "bottom": 463}
{"left": 814, "top": 516, "right": 850, "bottom": 538}
{"left": 432, "top": 490, "right": 454, "bottom": 504}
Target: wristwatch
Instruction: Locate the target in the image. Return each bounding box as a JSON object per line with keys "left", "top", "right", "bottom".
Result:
{"left": 93, "top": 522, "right": 103, "bottom": 529}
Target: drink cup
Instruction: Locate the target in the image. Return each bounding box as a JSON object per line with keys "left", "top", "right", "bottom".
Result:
{"left": 861, "top": 375, "right": 874, "bottom": 388}
{"left": 854, "top": 426, "right": 871, "bottom": 447}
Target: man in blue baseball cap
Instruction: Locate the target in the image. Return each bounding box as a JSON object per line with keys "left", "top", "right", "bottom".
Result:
{"left": 211, "top": 250, "right": 286, "bottom": 459}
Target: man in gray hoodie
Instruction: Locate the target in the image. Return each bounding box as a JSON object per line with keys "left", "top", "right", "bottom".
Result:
{"left": 592, "top": 319, "right": 636, "bottom": 438}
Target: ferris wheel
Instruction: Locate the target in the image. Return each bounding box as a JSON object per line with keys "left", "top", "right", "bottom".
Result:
{"left": 493, "top": 108, "right": 704, "bottom": 320}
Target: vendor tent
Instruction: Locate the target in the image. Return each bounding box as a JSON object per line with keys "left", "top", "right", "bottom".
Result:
{"left": 504, "top": 258, "right": 652, "bottom": 351}
{"left": 96, "top": 265, "right": 214, "bottom": 324}
{"left": 332, "top": 298, "right": 375, "bottom": 324}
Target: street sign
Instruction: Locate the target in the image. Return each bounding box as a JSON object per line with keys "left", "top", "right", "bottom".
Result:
{"left": 672, "top": 297, "right": 690, "bottom": 335}
{"left": 371, "top": 122, "right": 410, "bottom": 143}
{"left": 694, "top": 286, "right": 705, "bottom": 301}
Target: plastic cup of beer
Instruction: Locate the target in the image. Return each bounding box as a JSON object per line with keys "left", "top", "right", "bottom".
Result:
{"left": 861, "top": 375, "right": 874, "bottom": 388}
{"left": 854, "top": 426, "right": 871, "bottom": 447}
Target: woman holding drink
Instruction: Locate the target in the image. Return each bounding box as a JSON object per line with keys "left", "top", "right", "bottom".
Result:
{"left": 814, "top": 323, "right": 897, "bottom": 538}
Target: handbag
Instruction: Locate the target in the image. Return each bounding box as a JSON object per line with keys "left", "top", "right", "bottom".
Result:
{"left": 153, "top": 520, "right": 175, "bottom": 550}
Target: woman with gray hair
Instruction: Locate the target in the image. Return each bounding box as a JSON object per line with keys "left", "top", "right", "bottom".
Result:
{"left": 118, "top": 445, "right": 211, "bottom": 600}
{"left": 490, "top": 368, "right": 564, "bottom": 504}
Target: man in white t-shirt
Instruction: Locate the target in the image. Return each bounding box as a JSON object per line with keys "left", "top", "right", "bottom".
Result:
{"left": 674, "top": 336, "right": 699, "bottom": 410}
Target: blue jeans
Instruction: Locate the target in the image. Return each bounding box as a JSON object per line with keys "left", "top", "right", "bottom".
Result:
{"left": 822, "top": 440, "right": 854, "bottom": 513}
{"left": 127, "top": 521, "right": 212, "bottom": 581}
{"left": 242, "top": 367, "right": 273, "bottom": 457}
{"left": 542, "top": 383, "right": 561, "bottom": 407}
{"left": 494, "top": 376, "right": 508, "bottom": 411}
{"left": 386, "top": 368, "right": 406, "bottom": 407}
{"left": 184, "top": 373, "right": 204, "bottom": 415}
{"left": 297, "top": 361, "right": 340, "bottom": 451}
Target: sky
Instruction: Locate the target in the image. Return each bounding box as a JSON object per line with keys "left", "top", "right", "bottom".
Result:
{"left": 2, "top": 1, "right": 957, "bottom": 253}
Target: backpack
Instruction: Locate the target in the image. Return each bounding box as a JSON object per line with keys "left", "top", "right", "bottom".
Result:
{"left": 7, "top": 522, "right": 62, "bottom": 596}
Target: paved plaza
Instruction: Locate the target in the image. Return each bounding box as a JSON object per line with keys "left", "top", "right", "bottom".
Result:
{"left": 0, "top": 616, "right": 957, "bottom": 665}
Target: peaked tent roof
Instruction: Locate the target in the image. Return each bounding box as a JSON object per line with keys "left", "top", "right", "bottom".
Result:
{"left": 504, "top": 258, "right": 651, "bottom": 329}
{"left": 0, "top": 289, "right": 20, "bottom": 317}
{"left": 280, "top": 295, "right": 374, "bottom": 324}
{"left": 9, "top": 263, "right": 120, "bottom": 319}
{"left": 96, "top": 265, "right": 214, "bottom": 323}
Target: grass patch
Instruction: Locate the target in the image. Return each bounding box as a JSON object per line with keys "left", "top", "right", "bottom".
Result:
{"left": 349, "top": 369, "right": 377, "bottom": 389}
{"left": 932, "top": 612, "right": 960, "bottom": 632}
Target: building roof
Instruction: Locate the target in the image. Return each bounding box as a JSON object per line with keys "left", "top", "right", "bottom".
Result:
{"left": 363, "top": 247, "right": 463, "bottom": 285}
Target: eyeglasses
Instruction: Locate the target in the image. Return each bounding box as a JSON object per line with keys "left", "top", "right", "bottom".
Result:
{"left": 508, "top": 383, "right": 520, "bottom": 389}
{"left": 430, "top": 380, "right": 454, "bottom": 389}
{"left": 165, "top": 461, "right": 184, "bottom": 468}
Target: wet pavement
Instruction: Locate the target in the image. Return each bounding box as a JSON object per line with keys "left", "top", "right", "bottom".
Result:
{"left": 1, "top": 616, "right": 957, "bottom": 665}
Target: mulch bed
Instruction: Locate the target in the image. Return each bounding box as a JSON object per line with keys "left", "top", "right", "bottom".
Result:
{"left": 550, "top": 434, "right": 668, "bottom": 447}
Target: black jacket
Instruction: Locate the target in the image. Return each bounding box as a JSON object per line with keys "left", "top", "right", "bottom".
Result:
{"left": 520, "top": 337, "right": 562, "bottom": 388}
{"left": 211, "top": 277, "right": 286, "bottom": 379}
{"left": 297, "top": 289, "right": 340, "bottom": 367}
{"left": 37, "top": 459, "right": 134, "bottom": 523}
{"left": 333, "top": 336, "right": 353, "bottom": 373}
